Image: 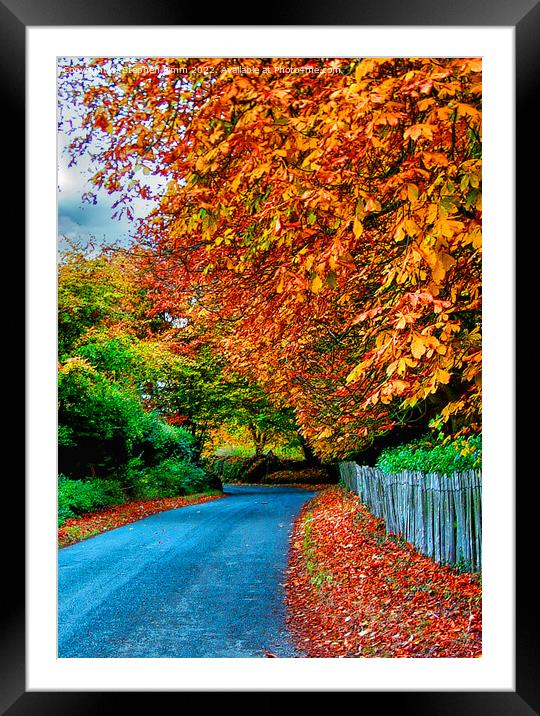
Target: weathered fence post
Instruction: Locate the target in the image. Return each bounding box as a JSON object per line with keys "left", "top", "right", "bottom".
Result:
{"left": 340, "top": 462, "right": 482, "bottom": 572}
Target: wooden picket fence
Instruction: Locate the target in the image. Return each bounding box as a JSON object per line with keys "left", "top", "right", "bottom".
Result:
{"left": 339, "top": 463, "right": 482, "bottom": 572}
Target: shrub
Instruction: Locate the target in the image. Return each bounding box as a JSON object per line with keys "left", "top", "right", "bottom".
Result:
{"left": 58, "top": 504, "right": 75, "bottom": 526}
{"left": 209, "top": 456, "right": 250, "bottom": 483}
{"left": 58, "top": 475, "right": 125, "bottom": 526}
{"left": 131, "top": 458, "right": 216, "bottom": 499}
{"left": 58, "top": 358, "right": 154, "bottom": 478}
{"left": 58, "top": 357, "right": 196, "bottom": 480}
{"left": 375, "top": 434, "right": 482, "bottom": 474}
{"left": 136, "top": 421, "right": 195, "bottom": 465}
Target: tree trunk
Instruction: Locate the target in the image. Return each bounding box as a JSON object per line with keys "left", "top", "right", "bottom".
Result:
{"left": 248, "top": 423, "right": 267, "bottom": 457}
{"left": 297, "top": 433, "right": 320, "bottom": 465}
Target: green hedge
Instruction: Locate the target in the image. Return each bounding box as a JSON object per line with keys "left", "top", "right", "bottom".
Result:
{"left": 58, "top": 475, "right": 125, "bottom": 526}
{"left": 130, "top": 458, "right": 215, "bottom": 499}
{"left": 375, "top": 435, "right": 482, "bottom": 474}
{"left": 58, "top": 458, "right": 217, "bottom": 527}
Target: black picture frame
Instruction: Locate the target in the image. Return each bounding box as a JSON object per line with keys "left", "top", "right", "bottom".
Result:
{"left": 10, "top": 0, "right": 529, "bottom": 712}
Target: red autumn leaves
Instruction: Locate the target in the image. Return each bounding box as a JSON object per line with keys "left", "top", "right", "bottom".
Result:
{"left": 285, "top": 487, "right": 481, "bottom": 657}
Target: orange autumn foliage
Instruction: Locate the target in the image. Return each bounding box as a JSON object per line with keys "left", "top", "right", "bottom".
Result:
{"left": 62, "top": 57, "right": 482, "bottom": 459}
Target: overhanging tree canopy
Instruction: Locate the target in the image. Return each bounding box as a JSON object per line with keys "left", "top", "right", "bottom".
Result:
{"left": 61, "top": 57, "right": 482, "bottom": 459}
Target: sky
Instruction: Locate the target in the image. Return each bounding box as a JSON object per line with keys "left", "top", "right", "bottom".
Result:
{"left": 57, "top": 58, "right": 159, "bottom": 252}
{"left": 57, "top": 132, "right": 163, "bottom": 253}
{"left": 57, "top": 131, "right": 136, "bottom": 251}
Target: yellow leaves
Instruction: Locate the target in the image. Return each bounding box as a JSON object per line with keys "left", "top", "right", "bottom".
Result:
{"left": 464, "top": 226, "right": 482, "bottom": 250}
{"left": 311, "top": 274, "right": 323, "bottom": 293}
{"left": 195, "top": 154, "right": 210, "bottom": 173}
{"left": 404, "top": 217, "right": 420, "bottom": 237}
{"left": 281, "top": 187, "right": 296, "bottom": 201}
{"left": 375, "top": 330, "right": 392, "bottom": 349}
{"left": 365, "top": 197, "right": 381, "bottom": 213}
{"left": 431, "top": 259, "right": 446, "bottom": 285}
{"left": 440, "top": 252, "right": 456, "bottom": 271}
{"left": 346, "top": 363, "right": 364, "bottom": 384}
{"left": 387, "top": 356, "right": 418, "bottom": 377}
{"left": 251, "top": 161, "right": 272, "bottom": 180}
{"left": 355, "top": 197, "right": 365, "bottom": 219}
{"left": 404, "top": 124, "right": 435, "bottom": 142}
{"left": 464, "top": 58, "right": 482, "bottom": 73}
{"left": 407, "top": 184, "right": 419, "bottom": 203}
{"left": 411, "top": 333, "right": 440, "bottom": 359}
{"left": 402, "top": 356, "right": 418, "bottom": 370}
{"left": 402, "top": 395, "right": 418, "bottom": 409}
{"left": 417, "top": 98, "right": 435, "bottom": 111}
{"left": 317, "top": 427, "right": 333, "bottom": 440}
{"left": 355, "top": 61, "right": 372, "bottom": 82}
{"left": 349, "top": 58, "right": 384, "bottom": 90}
{"left": 421, "top": 152, "right": 450, "bottom": 169}
{"left": 394, "top": 222, "right": 406, "bottom": 243}
{"left": 432, "top": 217, "right": 464, "bottom": 238}
{"left": 435, "top": 368, "right": 451, "bottom": 384}
{"left": 353, "top": 217, "right": 364, "bottom": 239}
{"left": 435, "top": 343, "right": 447, "bottom": 355}
{"left": 455, "top": 103, "right": 481, "bottom": 122}
{"left": 394, "top": 217, "right": 419, "bottom": 242}
{"left": 301, "top": 149, "right": 322, "bottom": 170}
{"left": 304, "top": 254, "right": 315, "bottom": 271}
{"left": 460, "top": 160, "right": 481, "bottom": 189}
{"left": 375, "top": 111, "right": 402, "bottom": 127}
{"left": 411, "top": 334, "right": 427, "bottom": 359}
{"left": 395, "top": 314, "right": 407, "bottom": 330}
{"left": 465, "top": 326, "right": 482, "bottom": 347}
{"left": 426, "top": 203, "right": 439, "bottom": 225}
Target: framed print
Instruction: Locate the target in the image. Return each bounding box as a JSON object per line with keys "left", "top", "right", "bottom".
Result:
{"left": 9, "top": 0, "right": 531, "bottom": 711}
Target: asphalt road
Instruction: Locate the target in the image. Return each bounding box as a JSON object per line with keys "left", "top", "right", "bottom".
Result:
{"left": 58, "top": 485, "right": 316, "bottom": 658}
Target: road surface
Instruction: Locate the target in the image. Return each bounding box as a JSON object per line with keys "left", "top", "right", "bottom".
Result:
{"left": 58, "top": 485, "right": 316, "bottom": 658}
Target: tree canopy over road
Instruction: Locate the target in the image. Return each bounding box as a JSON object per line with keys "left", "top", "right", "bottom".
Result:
{"left": 59, "top": 56, "right": 481, "bottom": 462}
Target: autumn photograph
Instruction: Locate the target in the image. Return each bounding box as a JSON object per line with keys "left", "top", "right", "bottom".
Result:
{"left": 57, "top": 57, "right": 482, "bottom": 659}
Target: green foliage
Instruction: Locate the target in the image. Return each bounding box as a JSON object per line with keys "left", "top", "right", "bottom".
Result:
{"left": 212, "top": 456, "right": 249, "bottom": 483}
{"left": 375, "top": 435, "right": 482, "bottom": 474}
{"left": 58, "top": 357, "right": 196, "bottom": 479}
{"left": 224, "top": 379, "right": 300, "bottom": 457}
{"left": 75, "top": 335, "right": 141, "bottom": 384}
{"left": 137, "top": 420, "right": 195, "bottom": 464}
{"left": 58, "top": 424, "right": 75, "bottom": 448}
{"left": 58, "top": 475, "right": 125, "bottom": 526}
{"left": 57, "top": 243, "right": 153, "bottom": 360}
{"left": 58, "top": 357, "right": 152, "bottom": 477}
{"left": 130, "top": 458, "right": 214, "bottom": 499}
{"left": 214, "top": 443, "right": 255, "bottom": 458}
{"left": 56, "top": 242, "right": 315, "bottom": 517}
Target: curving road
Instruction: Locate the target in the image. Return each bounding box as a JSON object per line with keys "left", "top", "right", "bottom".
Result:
{"left": 58, "top": 485, "right": 316, "bottom": 658}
